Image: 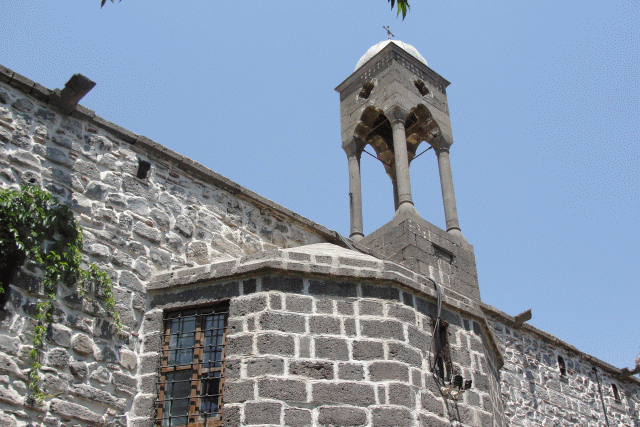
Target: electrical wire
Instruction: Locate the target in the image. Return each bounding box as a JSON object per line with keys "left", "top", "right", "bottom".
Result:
{"left": 593, "top": 367, "right": 611, "bottom": 427}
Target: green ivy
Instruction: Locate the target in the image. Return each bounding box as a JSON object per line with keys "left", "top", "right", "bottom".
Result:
{"left": 0, "top": 186, "right": 121, "bottom": 402}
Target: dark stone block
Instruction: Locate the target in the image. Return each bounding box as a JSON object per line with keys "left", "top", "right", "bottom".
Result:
{"left": 257, "top": 333, "right": 295, "bottom": 356}
{"left": 416, "top": 297, "right": 436, "bottom": 317}
{"left": 388, "top": 342, "right": 423, "bottom": 368}
{"left": 258, "top": 311, "right": 305, "bottom": 333}
{"left": 244, "top": 402, "right": 281, "bottom": 425}
{"left": 318, "top": 406, "right": 367, "bottom": 426}
{"left": 388, "top": 382, "right": 415, "bottom": 408}
{"left": 262, "top": 275, "right": 304, "bottom": 293}
{"left": 226, "top": 334, "right": 253, "bottom": 356}
{"left": 246, "top": 356, "right": 285, "bottom": 377}
{"left": 229, "top": 294, "right": 267, "bottom": 317}
{"left": 387, "top": 304, "right": 416, "bottom": 324}
{"left": 221, "top": 405, "right": 241, "bottom": 427}
{"left": 371, "top": 407, "right": 412, "bottom": 427}
{"left": 408, "top": 326, "right": 429, "bottom": 354}
{"left": 359, "top": 300, "right": 383, "bottom": 316}
{"left": 352, "top": 340, "right": 384, "bottom": 361}
{"left": 286, "top": 294, "right": 313, "bottom": 313}
{"left": 420, "top": 391, "right": 445, "bottom": 417}
{"left": 258, "top": 378, "right": 306, "bottom": 401}
{"left": 360, "top": 319, "right": 404, "bottom": 340}
{"left": 315, "top": 337, "right": 349, "bottom": 361}
{"left": 312, "top": 382, "right": 375, "bottom": 407}
{"left": 336, "top": 300, "right": 354, "bottom": 315}
{"left": 150, "top": 281, "right": 239, "bottom": 307}
{"left": 224, "top": 380, "right": 254, "bottom": 403}
{"left": 337, "top": 363, "right": 365, "bottom": 380}
{"left": 284, "top": 408, "right": 312, "bottom": 427}
{"left": 361, "top": 284, "right": 400, "bottom": 301}
{"left": 243, "top": 278, "right": 256, "bottom": 295}
{"left": 368, "top": 362, "right": 410, "bottom": 382}
{"left": 309, "top": 280, "right": 357, "bottom": 298}
{"left": 309, "top": 316, "right": 341, "bottom": 335}
{"left": 289, "top": 361, "right": 334, "bottom": 380}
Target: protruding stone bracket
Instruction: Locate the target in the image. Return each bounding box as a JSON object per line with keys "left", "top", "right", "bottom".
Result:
{"left": 514, "top": 309, "right": 532, "bottom": 327}
{"left": 49, "top": 73, "right": 96, "bottom": 115}
{"left": 621, "top": 355, "right": 640, "bottom": 377}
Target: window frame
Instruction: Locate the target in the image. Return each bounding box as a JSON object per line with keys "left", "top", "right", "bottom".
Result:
{"left": 155, "top": 302, "right": 229, "bottom": 427}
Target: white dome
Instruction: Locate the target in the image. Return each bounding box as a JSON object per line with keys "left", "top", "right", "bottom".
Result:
{"left": 354, "top": 40, "right": 428, "bottom": 71}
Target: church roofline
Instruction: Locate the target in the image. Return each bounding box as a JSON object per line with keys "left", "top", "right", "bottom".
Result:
{"left": 0, "top": 63, "right": 349, "bottom": 250}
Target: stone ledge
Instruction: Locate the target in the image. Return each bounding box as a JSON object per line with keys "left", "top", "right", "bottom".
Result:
{"left": 480, "top": 302, "right": 640, "bottom": 384}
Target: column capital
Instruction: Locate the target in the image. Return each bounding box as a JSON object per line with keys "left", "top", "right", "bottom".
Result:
{"left": 384, "top": 105, "right": 410, "bottom": 125}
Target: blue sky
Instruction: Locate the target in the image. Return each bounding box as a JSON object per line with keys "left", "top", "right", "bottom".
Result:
{"left": 1, "top": 0, "right": 638, "bottom": 371}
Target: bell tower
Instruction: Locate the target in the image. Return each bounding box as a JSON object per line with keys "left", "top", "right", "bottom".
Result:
{"left": 336, "top": 40, "right": 480, "bottom": 301}
{"left": 336, "top": 40, "right": 463, "bottom": 242}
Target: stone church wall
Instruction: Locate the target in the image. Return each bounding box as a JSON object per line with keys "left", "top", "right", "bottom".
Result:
{"left": 0, "top": 68, "right": 331, "bottom": 426}
{"left": 483, "top": 305, "right": 640, "bottom": 426}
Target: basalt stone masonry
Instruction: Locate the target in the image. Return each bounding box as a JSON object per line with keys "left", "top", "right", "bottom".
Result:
{"left": 0, "top": 39, "right": 638, "bottom": 427}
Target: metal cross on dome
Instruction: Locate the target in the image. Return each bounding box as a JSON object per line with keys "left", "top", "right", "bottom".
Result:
{"left": 383, "top": 26, "right": 395, "bottom": 39}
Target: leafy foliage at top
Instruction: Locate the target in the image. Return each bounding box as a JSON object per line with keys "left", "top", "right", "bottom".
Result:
{"left": 100, "top": 0, "right": 411, "bottom": 19}
{"left": 389, "top": 0, "right": 411, "bottom": 19}
{"left": 0, "top": 186, "right": 121, "bottom": 401}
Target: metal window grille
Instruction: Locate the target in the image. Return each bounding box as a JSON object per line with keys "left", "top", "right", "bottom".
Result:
{"left": 155, "top": 304, "right": 229, "bottom": 427}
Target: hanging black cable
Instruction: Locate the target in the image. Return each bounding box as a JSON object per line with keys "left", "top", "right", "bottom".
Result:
{"left": 593, "top": 366, "right": 611, "bottom": 427}
{"left": 362, "top": 149, "right": 391, "bottom": 167}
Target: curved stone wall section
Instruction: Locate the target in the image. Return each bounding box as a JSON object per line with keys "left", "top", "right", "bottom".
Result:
{"left": 484, "top": 312, "right": 640, "bottom": 426}
{"left": 146, "top": 274, "right": 502, "bottom": 427}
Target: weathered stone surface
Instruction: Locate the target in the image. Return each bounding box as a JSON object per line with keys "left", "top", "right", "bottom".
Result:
{"left": 71, "top": 333, "right": 94, "bottom": 355}
{"left": 50, "top": 398, "right": 102, "bottom": 425}
{"left": 46, "top": 347, "right": 70, "bottom": 368}
{"left": 71, "top": 383, "right": 126, "bottom": 409}
{"left": 318, "top": 406, "right": 367, "bottom": 427}
{"left": 244, "top": 402, "right": 282, "bottom": 425}
{"left": 0, "top": 384, "right": 23, "bottom": 405}
{"left": 133, "top": 222, "right": 161, "bottom": 243}
{"left": 312, "top": 382, "right": 376, "bottom": 406}
{"left": 69, "top": 361, "right": 88, "bottom": 379}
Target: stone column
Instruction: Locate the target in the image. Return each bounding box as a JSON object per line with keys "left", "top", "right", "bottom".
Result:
{"left": 436, "top": 146, "right": 461, "bottom": 233}
{"left": 390, "top": 117, "right": 419, "bottom": 217}
{"left": 347, "top": 150, "right": 364, "bottom": 241}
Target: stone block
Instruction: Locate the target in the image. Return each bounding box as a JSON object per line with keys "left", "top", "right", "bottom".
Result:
{"left": 244, "top": 402, "right": 282, "bottom": 425}
{"left": 359, "top": 300, "right": 384, "bottom": 316}
{"left": 361, "top": 284, "right": 400, "bottom": 301}
{"left": 258, "top": 378, "right": 307, "bottom": 401}
{"left": 352, "top": 340, "right": 384, "bottom": 361}
{"left": 388, "top": 342, "right": 423, "bottom": 368}
{"left": 258, "top": 311, "right": 306, "bottom": 333}
{"left": 312, "top": 382, "right": 375, "bottom": 406}
{"left": 315, "top": 299, "right": 334, "bottom": 314}
{"left": 309, "top": 316, "right": 341, "bottom": 335}
{"left": 71, "top": 333, "right": 94, "bottom": 355}
{"left": 368, "top": 361, "right": 410, "bottom": 382}
{"left": 150, "top": 281, "right": 239, "bottom": 307}
{"left": 289, "top": 360, "right": 334, "bottom": 380}
{"left": 256, "top": 333, "right": 294, "bottom": 356}
{"left": 46, "top": 347, "right": 70, "bottom": 369}
{"left": 420, "top": 391, "right": 445, "bottom": 417}
{"left": 246, "top": 356, "right": 285, "bottom": 377}
{"left": 284, "top": 408, "right": 312, "bottom": 427}
{"left": 315, "top": 337, "right": 349, "bottom": 361}
{"left": 318, "top": 406, "right": 367, "bottom": 426}
{"left": 336, "top": 300, "right": 354, "bottom": 315}
{"left": 371, "top": 407, "right": 412, "bottom": 427}
{"left": 262, "top": 275, "right": 304, "bottom": 293}
{"left": 50, "top": 398, "right": 102, "bottom": 425}
{"left": 226, "top": 334, "right": 253, "bottom": 357}
{"left": 388, "top": 382, "right": 415, "bottom": 408}
{"left": 360, "top": 319, "right": 404, "bottom": 341}
{"left": 338, "top": 363, "right": 365, "bottom": 380}
{"left": 229, "top": 294, "right": 267, "bottom": 317}
{"left": 286, "top": 294, "right": 313, "bottom": 313}
{"left": 224, "top": 379, "right": 254, "bottom": 403}
{"left": 387, "top": 304, "right": 416, "bottom": 324}
{"left": 133, "top": 222, "right": 161, "bottom": 244}
{"left": 309, "top": 280, "right": 358, "bottom": 298}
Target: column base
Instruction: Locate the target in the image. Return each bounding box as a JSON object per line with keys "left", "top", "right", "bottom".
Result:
{"left": 394, "top": 202, "right": 420, "bottom": 220}
{"left": 446, "top": 227, "right": 468, "bottom": 244}
{"left": 349, "top": 233, "right": 364, "bottom": 242}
